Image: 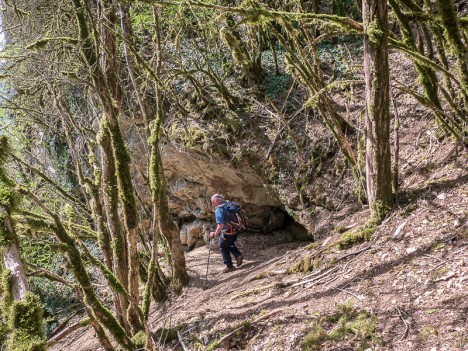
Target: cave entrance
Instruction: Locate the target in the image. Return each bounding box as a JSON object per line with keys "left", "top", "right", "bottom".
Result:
{"left": 248, "top": 205, "right": 311, "bottom": 242}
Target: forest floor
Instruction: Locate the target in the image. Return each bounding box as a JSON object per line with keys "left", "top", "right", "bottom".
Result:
{"left": 51, "top": 130, "right": 467, "bottom": 350}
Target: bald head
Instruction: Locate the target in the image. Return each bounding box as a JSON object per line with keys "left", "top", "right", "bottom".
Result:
{"left": 210, "top": 194, "right": 224, "bottom": 207}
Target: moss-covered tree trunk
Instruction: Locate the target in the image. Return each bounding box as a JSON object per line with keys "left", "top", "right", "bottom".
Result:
{"left": 363, "top": 0, "right": 393, "bottom": 221}
{"left": 150, "top": 142, "right": 190, "bottom": 289}
{"left": 388, "top": 0, "right": 463, "bottom": 140}
{"left": 1, "top": 219, "right": 29, "bottom": 301}
{"left": 26, "top": 190, "right": 136, "bottom": 350}
{"left": 436, "top": 0, "right": 468, "bottom": 100}
{"left": 100, "top": 127, "right": 130, "bottom": 330}
{"left": 72, "top": 0, "right": 144, "bottom": 335}
{"left": 0, "top": 137, "right": 45, "bottom": 350}
{"left": 147, "top": 6, "right": 189, "bottom": 293}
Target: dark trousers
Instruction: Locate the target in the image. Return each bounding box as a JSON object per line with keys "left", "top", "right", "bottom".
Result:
{"left": 218, "top": 233, "right": 242, "bottom": 267}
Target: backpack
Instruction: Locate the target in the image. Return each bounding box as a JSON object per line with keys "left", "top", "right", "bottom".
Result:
{"left": 220, "top": 201, "right": 248, "bottom": 233}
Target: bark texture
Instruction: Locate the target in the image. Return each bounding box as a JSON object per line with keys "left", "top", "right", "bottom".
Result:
{"left": 363, "top": 0, "right": 393, "bottom": 221}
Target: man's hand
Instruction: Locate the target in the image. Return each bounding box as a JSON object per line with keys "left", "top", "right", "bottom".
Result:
{"left": 209, "top": 231, "right": 216, "bottom": 239}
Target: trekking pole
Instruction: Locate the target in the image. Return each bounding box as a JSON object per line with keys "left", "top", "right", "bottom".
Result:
{"left": 203, "top": 238, "right": 213, "bottom": 290}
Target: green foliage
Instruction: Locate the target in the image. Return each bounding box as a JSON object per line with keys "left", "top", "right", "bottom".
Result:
{"left": 21, "top": 241, "right": 78, "bottom": 335}
{"left": 317, "top": 38, "right": 363, "bottom": 79}
{"left": 7, "top": 293, "right": 46, "bottom": 351}
{"left": 264, "top": 72, "right": 292, "bottom": 98}
{"left": 332, "top": 0, "right": 362, "bottom": 21}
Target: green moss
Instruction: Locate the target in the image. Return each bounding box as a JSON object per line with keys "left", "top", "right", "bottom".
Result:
{"left": 206, "top": 340, "right": 220, "bottom": 351}
{"left": 301, "top": 302, "right": 375, "bottom": 350}
{"left": 287, "top": 255, "right": 313, "bottom": 274}
{"left": 7, "top": 292, "right": 46, "bottom": 351}
{"left": 63, "top": 204, "right": 75, "bottom": 222}
{"left": 105, "top": 119, "right": 138, "bottom": 230}
{"left": 336, "top": 225, "right": 376, "bottom": 250}
{"left": 431, "top": 266, "right": 448, "bottom": 280}
{"left": 300, "top": 325, "right": 328, "bottom": 350}
{"left": 0, "top": 166, "right": 17, "bottom": 217}
{"left": 79, "top": 317, "right": 91, "bottom": 327}
{"left": 154, "top": 327, "right": 178, "bottom": 344}
{"left": 0, "top": 137, "right": 11, "bottom": 165}
{"left": 131, "top": 330, "right": 146, "bottom": 347}
{"left": 366, "top": 20, "right": 384, "bottom": 48}
{"left": 1, "top": 270, "right": 13, "bottom": 318}
{"left": 371, "top": 200, "right": 392, "bottom": 223}
{"left": 303, "top": 254, "right": 312, "bottom": 272}
{"left": 0, "top": 320, "right": 8, "bottom": 346}
{"left": 430, "top": 241, "right": 445, "bottom": 252}
{"left": 305, "top": 242, "right": 319, "bottom": 250}
{"left": 254, "top": 271, "right": 273, "bottom": 280}
{"left": 419, "top": 325, "right": 437, "bottom": 342}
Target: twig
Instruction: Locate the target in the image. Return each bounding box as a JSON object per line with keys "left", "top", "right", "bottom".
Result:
{"left": 215, "top": 309, "right": 283, "bottom": 346}
{"left": 177, "top": 331, "right": 190, "bottom": 351}
{"left": 47, "top": 319, "right": 90, "bottom": 347}
{"left": 291, "top": 266, "right": 340, "bottom": 288}
{"left": 47, "top": 311, "right": 79, "bottom": 339}
{"left": 334, "top": 287, "right": 364, "bottom": 301}
{"left": 396, "top": 306, "right": 409, "bottom": 340}
{"left": 434, "top": 272, "right": 456, "bottom": 282}
{"left": 335, "top": 245, "right": 372, "bottom": 261}
{"left": 291, "top": 245, "right": 371, "bottom": 289}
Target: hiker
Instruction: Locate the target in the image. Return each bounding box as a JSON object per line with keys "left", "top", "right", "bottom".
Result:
{"left": 209, "top": 194, "right": 243, "bottom": 273}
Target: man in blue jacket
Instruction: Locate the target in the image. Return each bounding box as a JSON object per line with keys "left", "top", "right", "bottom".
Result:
{"left": 209, "top": 194, "right": 243, "bottom": 273}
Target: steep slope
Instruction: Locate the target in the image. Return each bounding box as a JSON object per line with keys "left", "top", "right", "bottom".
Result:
{"left": 51, "top": 134, "right": 467, "bottom": 350}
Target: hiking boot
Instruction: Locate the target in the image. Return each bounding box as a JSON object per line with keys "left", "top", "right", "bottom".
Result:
{"left": 236, "top": 255, "right": 243, "bottom": 267}
{"left": 223, "top": 265, "right": 236, "bottom": 273}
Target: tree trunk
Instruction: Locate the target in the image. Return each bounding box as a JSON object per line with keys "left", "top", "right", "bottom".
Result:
{"left": 363, "top": 0, "right": 393, "bottom": 221}
{"left": 100, "top": 127, "right": 130, "bottom": 331}
{"left": 436, "top": 0, "right": 468, "bottom": 100}
{"left": 1, "top": 211, "right": 29, "bottom": 301}
{"left": 151, "top": 143, "right": 190, "bottom": 289}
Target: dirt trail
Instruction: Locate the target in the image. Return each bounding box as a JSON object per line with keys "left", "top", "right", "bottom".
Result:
{"left": 53, "top": 217, "right": 467, "bottom": 350}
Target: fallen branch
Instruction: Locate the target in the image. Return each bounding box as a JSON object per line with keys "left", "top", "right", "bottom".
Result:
{"left": 396, "top": 306, "right": 409, "bottom": 340}
{"left": 47, "top": 318, "right": 90, "bottom": 347}
{"left": 291, "top": 266, "right": 340, "bottom": 288}
{"left": 231, "top": 281, "right": 291, "bottom": 300}
{"left": 434, "top": 272, "right": 456, "bottom": 282}
{"left": 215, "top": 309, "right": 283, "bottom": 347}
{"left": 334, "top": 287, "right": 364, "bottom": 301}
{"left": 47, "top": 311, "right": 79, "bottom": 340}
{"left": 177, "top": 331, "right": 190, "bottom": 351}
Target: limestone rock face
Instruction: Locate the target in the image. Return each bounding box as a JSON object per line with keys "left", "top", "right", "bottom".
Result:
{"left": 179, "top": 220, "right": 211, "bottom": 248}
{"left": 161, "top": 145, "right": 285, "bottom": 241}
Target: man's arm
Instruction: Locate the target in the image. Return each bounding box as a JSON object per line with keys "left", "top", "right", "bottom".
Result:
{"left": 210, "top": 223, "right": 224, "bottom": 238}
